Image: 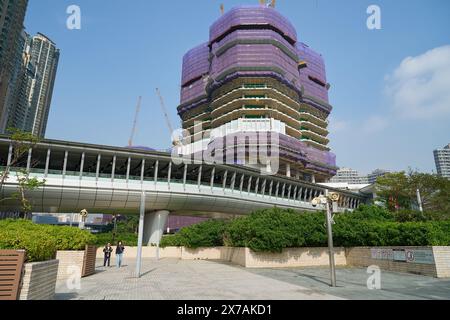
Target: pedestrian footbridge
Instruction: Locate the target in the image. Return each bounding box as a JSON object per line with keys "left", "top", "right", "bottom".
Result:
{"left": 0, "top": 137, "right": 368, "bottom": 245}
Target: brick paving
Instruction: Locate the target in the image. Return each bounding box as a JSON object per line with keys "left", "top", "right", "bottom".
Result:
{"left": 55, "top": 258, "right": 450, "bottom": 300}
{"left": 55, "top": 258, "right": 341, "bottom": 300}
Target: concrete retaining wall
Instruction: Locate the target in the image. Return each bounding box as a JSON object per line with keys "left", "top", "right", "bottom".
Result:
{"left": 244, "top": 247, "right": 347, "bottom": 268}
{"left": 102, "top": 246, "right": 345, "bottom": 268}
{"left": 56, "top": 251, "right": 85, "bottom": 280}
{"left": 96, "top": 246, "right": 182, "bottom": 260}
{"left": 95, "top": 246, "right": 450, "bottom": 278}
{"left": 433, "top": 247, "right": 450, "bottom": 278}
{"left": 346, "top": 247, "right": 450, "bottom": 278}
{"left": 19, "top": 260, "right": 59, "bottom": 300}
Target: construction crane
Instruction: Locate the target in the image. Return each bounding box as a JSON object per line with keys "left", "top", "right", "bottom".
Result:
{"left": 128, "top": 96, "right": 142, "bottom": 147}
{"left": 259, "top": 0, "right": 276, "bottom": 7}
{"left": 156, "top": 88, "right": 181, "bottom": 146}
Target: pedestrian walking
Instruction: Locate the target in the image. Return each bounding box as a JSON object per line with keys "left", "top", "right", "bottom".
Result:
{"left": 103, "top": 243, "right": 113, "bottom": 267}
{"left": 115, "top": 241, "right": 125, "bottom": 268}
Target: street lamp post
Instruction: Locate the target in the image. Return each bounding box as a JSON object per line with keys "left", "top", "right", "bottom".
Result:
{"left": 311, "top": 190, "right": 339, "bottom": 287}
{"left": 79, "top": 209, "right": 88, "bottom": 230}
{"left": 416, "top": 189, "right": 424, "bottom": 213}
{"left": 324, "top": 190, "right": 337, "bottom": 287}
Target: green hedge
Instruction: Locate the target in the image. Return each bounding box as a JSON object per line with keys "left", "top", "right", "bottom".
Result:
{"left": 0, "top": 219, "right": 96, "bottom": 262}
{"left": 159, "top": 206, "right": 450, "bottom": 253}
{"left": 92, "top": 232, "right": 138, "bottom": 247}
{"left": 161, "top": 219, "right": 228, "bottom": 249}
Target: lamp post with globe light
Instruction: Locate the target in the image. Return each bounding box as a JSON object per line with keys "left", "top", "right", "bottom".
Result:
{"left": 311, "top": 190, "right": 340, "bottom": 287}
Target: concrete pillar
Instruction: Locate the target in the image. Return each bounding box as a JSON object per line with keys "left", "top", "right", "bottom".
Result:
{"left": 286, "top": 163, "right": 291, "bottom": 178}
{"left": 311, "top": 175, "right": 316, "bottom": 184}
{"left": 143, "top": 210, "right": 170, "bottom": 246}
{"left": 26, "top": 148, "right": 32, "bottom": 172}
{"left": 44, "top": 148, "right": 51, "bottom": 178}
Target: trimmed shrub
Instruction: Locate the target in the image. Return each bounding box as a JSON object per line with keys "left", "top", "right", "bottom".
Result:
{"left": 0, "top": 227, "right": 57, "bottom": 262}
{"left": 156, "top": 206, "right": 450, "bottom": 252}
{"left": 160, "top": 234, "right": 185, "bottom": 248}
{"left": 0, "top": 219, "right": 95, "bottom": 262}
{"left": 93, "top": 232, "right": 138, "bottom": 247}
{"left": 224, "top": 208, "right": 327, "bottom": 252}
{"left": 172, "top": 219, "right": 228, "bottom": 249}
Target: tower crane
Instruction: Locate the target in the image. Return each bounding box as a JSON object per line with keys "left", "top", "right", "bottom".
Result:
{"left": 259, "top": 0, "right": 276, "bottom": 7}
{"left": 156, "top": 88, "right": 181, "bottom": 146}
{"left": 128, "top": 96, "right": 142, "bottom": 147}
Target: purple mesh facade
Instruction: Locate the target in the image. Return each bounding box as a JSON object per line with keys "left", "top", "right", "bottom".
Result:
{"left": 202, "top": 132, "right": 336, "bottom": 173}
{"left": 179, "top": 6, "right": 331, "bottom": 115}
{"left": 178, "top": 6, "right": 337, "bottom": 178}
{"left": 165, "top": 215, "right": 208, "bottom": 232}
{"left": 297, "top": 42, "right": 329, "bottom": 103}
{"left": 180, "top": 43, "right": 210, "bottom": 104}
{"left": 210, "top": 6, "right": 297, "bottom": 43}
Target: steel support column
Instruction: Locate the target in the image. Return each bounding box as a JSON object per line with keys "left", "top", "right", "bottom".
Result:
{"left": 135, "top": 191, "right": 146, "bottom": 278}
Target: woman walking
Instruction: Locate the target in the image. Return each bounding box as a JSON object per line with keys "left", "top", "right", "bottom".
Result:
{"left": 115, "top": 241, "right": 125, "bottom": 268}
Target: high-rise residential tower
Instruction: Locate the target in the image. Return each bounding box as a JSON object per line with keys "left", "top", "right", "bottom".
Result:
{"left": 5, "top": 31, "right": 37, "bottom": 132}
{"left": 26, "top": 33, "right": 59, "bottom": 137}
{"left": 434, "top": 144, "right": 450, "bottom": 179}
{"left": 330, "top": 168, "right": 369, "bottom": 185}
{"left": 3, "top": 32, "right": 58, "bottom": 138}
{"left": 367, "top": 169, "right": 390, "bottom": 184}
{"left": 0, "top": 0, "right": 29, "bottom": 132}
{"left": 177, "top": 5, "right": 337, "bottom": 182}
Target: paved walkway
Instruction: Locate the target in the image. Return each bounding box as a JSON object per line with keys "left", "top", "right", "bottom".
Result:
{"left": 55, "top": 258, "right": 450, "bottom": 300}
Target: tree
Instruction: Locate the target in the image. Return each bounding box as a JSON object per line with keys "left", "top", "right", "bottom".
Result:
{"left": 376, "top": 170, "right": 450, "bottom": 216}
{"left": 0, "top": 128, "right": 46, "bottom": 216}
{"left": 375, "top": 172, "right": 410, "bottom": 211}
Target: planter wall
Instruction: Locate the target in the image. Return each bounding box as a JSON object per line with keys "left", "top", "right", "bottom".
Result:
{"left": 56, "top": 251, "right": 84, "bottom": 281}
{"left": 346, "top": 246, "right": 450, "bottom": 278}
{"left": 94, "top": 246, "right": 450, "bottom": 278}
{"left": 243, "top": 247, "right": 347, "bottom": 268}
{"left": 0, "top": 250, "right": 25, "bottom": 300}
{"left": 19, "top": 259, "right": 59, "bottom": 300}
{"left": 96, "top": 246, "right": 182, "bottom": 260}
{"left": 56, "top": 246, "right": 97, "bottom": 281}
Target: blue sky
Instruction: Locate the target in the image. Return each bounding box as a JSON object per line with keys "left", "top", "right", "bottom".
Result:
{"left": 25, "top": 0, "right": 450, "bottom": 174}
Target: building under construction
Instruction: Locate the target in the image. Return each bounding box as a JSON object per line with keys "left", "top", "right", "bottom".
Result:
{"left": 177, "top": 4, "right": 337, "bottom": 183}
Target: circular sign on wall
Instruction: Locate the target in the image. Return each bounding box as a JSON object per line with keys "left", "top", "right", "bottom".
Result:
{"left": 406, "top": 250, "right": 415, "bottom": 263}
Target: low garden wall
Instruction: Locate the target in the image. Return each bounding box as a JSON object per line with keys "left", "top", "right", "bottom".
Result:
{"left": 104, "top": 246, "right": 346, "bottom": 268}
{"left": 243, "top": 247, "right": 347, "bottom": 268}
{"left": 96, "top": 246, "right": 182, "bottom": 260}
{"left": 56, "top": 246, "right": 97, "bottom": 280}
{"left": 106, "top": 246, "right": 450, "bottom": 278}
{"left": 56, "top": 251, "right": 85, "bottom": 280}
{"left": 19, "top": 259, "right": 59, "bottom": 300}
{"left": 346, "top": 246, "right": 450, "bottom": 278}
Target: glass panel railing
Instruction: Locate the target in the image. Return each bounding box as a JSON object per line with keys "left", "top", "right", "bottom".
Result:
{"left": 48, "top": 169, "right": 62, "bottom": 175}
{"left": 83, "top": 172, "right": 96, "bottom": 177}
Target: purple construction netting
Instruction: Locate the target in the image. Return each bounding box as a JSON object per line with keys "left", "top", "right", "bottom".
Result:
{"left": 203, "top": 132, "right": 336, "bottom": 172}
{"left": 297, "top": 42, "right": 329, "bottom": 103}
{"left": 180, "top": 6, "right": 331, "bottom": 112}
{"left": 166, "top": 216, "right": 208, "bottom": 231}
{"left": 181, "top": 43, "right": 210, "bottom": 86}
{"left": 210, "top": 6, "right": 297, "bottom": 44}
{"left": 177, "top": 6, "right": 336, "bottom": 175}
{"left": 180, "top": 43, "right": 210, "bottom": 104}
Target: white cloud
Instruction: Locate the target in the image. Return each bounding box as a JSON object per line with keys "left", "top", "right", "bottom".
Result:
{"left": 328, "top": 117, "right": 348, "bottom": 133}
{"left": 362, "top": 115, "right": 389, "bottom": 134}
{"left": 385, "top": 45, "right": 450, "bottom": 119}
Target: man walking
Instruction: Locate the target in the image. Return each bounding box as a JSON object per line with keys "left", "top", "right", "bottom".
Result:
{"left": 103, "top": 243, "right": 113, "bottom": 267}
